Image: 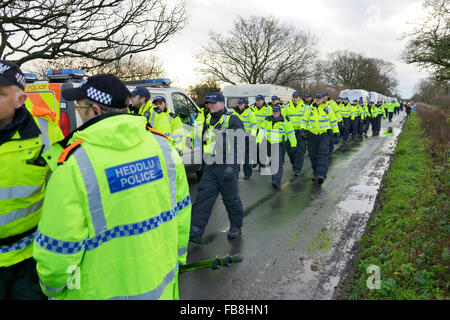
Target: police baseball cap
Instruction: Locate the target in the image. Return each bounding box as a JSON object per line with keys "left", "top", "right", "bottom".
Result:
{"left": 305, "top": 94, "right": 312, "bottom": 98}
{"left": 322, "top": 92, "right": 329, "bottom": 96}
{"left": 153, "top": 96, "right": 166, "bottom": 103}
{"left": 315, "top": 93, "right": 323, "bottom": 99}
{"left": 292, "top": 92, "right": 301, "bottom": 97}
{"left": 62, "top": 74, "right": 131, "bottom": 109}
{"left": 0, "top": 60, "right": 26, "bottom": 90}
{"left": 205, "top": 92, "right": 224, "bottom": 104}
{"left": 238, "top": 98, "right": 246, "bottom": 104}
{"left": 255, "top": 95, "right": 264, "bottom": 101}
{"left": 343, "top": 97, "right": 349, "bottom": 100}
{"left": 272, "top": 104, "right": 281, "bottom": 112}
{"left": 353, "top": 99, "right": 358, "bottom": 102}
{"left": 131, "top": 86, "right": 151, "bottom": 100}
{"left": 271, "top": 95, "right": 279, "bottom": 101}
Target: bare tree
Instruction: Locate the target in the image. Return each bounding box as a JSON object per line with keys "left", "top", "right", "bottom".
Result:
{"left": 196, "top": 15, "right": 318, "bottom": 86}
{"left": 28, "top": 52, "right": 165, "bottom": 81}
{"left": 402, "top": 0, "right": 450, "bottom": 81}
{"left": 322, "top": 50, "right": 398, "bottom": 96}
{"left": 0, "top": 0, "right": 188, "bottom": 67}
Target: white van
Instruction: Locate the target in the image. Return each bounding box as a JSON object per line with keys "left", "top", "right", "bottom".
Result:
{"left": 223, "top": 84, "right": 296, "bottom": 108}
{"left": 369, "top": 91, "right": 380, "bottom": 103}
{"left": 339, "top": 89, "right": 370, "bottom": 103}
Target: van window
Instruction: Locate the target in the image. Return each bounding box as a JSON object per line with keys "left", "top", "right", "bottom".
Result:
{"left": 172, "top": 92, "right": 198, "bottom": 126}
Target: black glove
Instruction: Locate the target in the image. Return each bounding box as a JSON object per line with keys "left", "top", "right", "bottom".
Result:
{"left": 334, "top": 133, "right": 340, "bottom": 144}
{"left": 223, "top": 166, "right": 234, "bottom": 182}
{"left": 300, "top": 129, "right": 307, "bottom": 140}
{"left": 327, "top": 129, "right": 333, "bottom": 137}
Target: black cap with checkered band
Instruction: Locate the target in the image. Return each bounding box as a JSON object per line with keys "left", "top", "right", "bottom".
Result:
{"left": 0, "top": 60, "right": 26, "bottom": 90}
{"left": 62, "top": 74, "right": 131, "bottom": 109}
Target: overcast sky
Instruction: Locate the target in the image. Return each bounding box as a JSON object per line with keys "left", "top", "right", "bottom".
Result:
{"left": 154, "top": 0, "right": 430, "bottom": 98}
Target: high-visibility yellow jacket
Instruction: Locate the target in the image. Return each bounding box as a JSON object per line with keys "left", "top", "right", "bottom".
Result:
{"left": 286, "top": 99, "right": 308, "bottom": 130}
{"left": 351, "top": 104, "right": 365, "bottom": 120}
{"left": 33, "top": 114, "right": 191, "bottom": 300}
{"left": 340, "top": 102, "right": 352, "bottom": 118}
{"left": 251, "top": 104, "right": 272, "bottom": 129}
{"left": 257, "top": 115, "right": 297, "bottom": 147}
{"left": 301, "top": 103, "right": 340, "bottom": 135}
{"left": 325, "top": 100, "right": 343, "bottom": 122}
{"left": 232, "top": 107, "right": 257, "bottom": 136}
{"left": 0, "top": 105, "right": 63, "bottom": 267}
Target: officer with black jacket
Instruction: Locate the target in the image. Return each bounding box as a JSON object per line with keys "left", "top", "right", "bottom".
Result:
{"left": 189, "top": 93, "right": 245, "bottom": 243}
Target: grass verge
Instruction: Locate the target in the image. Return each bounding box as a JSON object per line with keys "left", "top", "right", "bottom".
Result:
{"left": 342, "top": 112, "right": 449, "bottom": 300}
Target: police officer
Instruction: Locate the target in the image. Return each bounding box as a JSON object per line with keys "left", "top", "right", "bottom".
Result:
{"left": 286, "top": 91, "right": 307, "bottom": 176}
{"left": 257, "top": 104, "right": 297, "bottom": 189}
{"left": 190, "top": 93, "right": 245, "bottom": 243}
{"left": 350, "top": 99, "right": 362, "bottom": 140}
{"left": 129, "top": 86, "right": 152, "bottom": 117}
{"left": 340, "top": 97, "right": 352, "bottom": 144}
{"left": 152, "top": 96, "right": 185, "bottom": 154}
{"left": 300, "top": 94, "right": 339, "bottom": 185}
{"left": 0, "top": 60, "right": 63, "bottom": 300}
{"left": 232, "top": 97, "right": 257, "bottom": 180}
{"left": 323, "top": 93, "right": 341, "bottom": 156}
{"left": 33, "top": 74, "right": 191, "bottom": 300}
{"left": 251, "top": 95, "right": 271, "bottom": 170}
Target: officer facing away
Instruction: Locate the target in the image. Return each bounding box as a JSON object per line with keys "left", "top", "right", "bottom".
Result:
{"left": 33, "top": 74, "right": 191, "bottom": 300}
{"left": 0, "top": 60, "right": 63, "bottom": 300}
{"left": 190, "top": 92, "right": 245, "bottom": 243}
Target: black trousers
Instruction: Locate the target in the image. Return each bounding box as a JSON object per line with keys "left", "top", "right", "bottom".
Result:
{"left": 191, "top": 164, "right": 244, "bottom": 234}
{"left": 307, "top": 133, "right": 330, "bottom": 178}
{"left": 342, "top": 117, "right": 351, "bottom": 141}
{"left": 268, "top": 142, "right": 287, "bottom": 187}
{"left": 287, "top": 130, "right": 306, "bottom": 172}
{"left": 0, "top": 258, "right": 46, "bottom": 300}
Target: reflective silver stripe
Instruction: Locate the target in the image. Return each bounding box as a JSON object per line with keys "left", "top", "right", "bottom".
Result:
{"left": 0, "top": 232, "right": 36, "bottom": 254}
{"left": 177, "top": 246, "right": 187, "bottom": 257}
{"left": 0, "top": 200, "right": 43, "bottom": 226}
{"left": 108, "top": 262, "right": 179, "bottom": 300}
{"left": 149, "top": 110, "right": 157, "bottom": 128}
{"left": 73, "top": 146, "right": 107, "bottom": 235}
{"left": 37, "top": 117, "right": 50, "bottom": 151}
{"left": 0, "top": 185, "right": 42, "bottom": 201}
{"left": 40, "top": 280, "right": 66, "bottom": 294}
{"left": 154, "top": 135, "right": 176, "bottom": 209}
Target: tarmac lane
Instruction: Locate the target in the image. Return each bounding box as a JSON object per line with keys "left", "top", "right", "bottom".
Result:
{"left": 179, "top": 114, "right": 407, "bottom": 299}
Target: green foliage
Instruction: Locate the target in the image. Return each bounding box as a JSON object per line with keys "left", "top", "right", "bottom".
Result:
{"left": 344, "top": 114, "right": 450, "bottom": 300}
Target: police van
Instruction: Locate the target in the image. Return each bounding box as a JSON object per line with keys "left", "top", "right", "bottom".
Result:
{"left": 24, "top": 69, "right": 85, "bottom": 137}
{"left": 24, "top": 72, "right": 202, "bottom": 174}
{"left": 223, "top": 84, "right": 296, "bottom": 108}
{"left": 339, "top": 89, "right": 370, "bottom": 103}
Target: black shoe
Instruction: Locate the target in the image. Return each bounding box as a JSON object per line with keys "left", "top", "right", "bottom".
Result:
{"left": 294, "top": 170, "right": 300, "bottom": 177}
{"left": 312, "top": 176, "right": 317, "bottom": 182}
{"left": 317, "top": 176, "right": 325, "bottom": 185}
{"left": 244, "top": 176, "right": 250, "bottom": 180}
{"left": 189, "top": 226, "right": 204, "bottom": 244}
{"left": 272, "top": 183, "right": 280, "bottom": 190}
{"left": 227, "top": 226, "right": 241, "bottom": 239}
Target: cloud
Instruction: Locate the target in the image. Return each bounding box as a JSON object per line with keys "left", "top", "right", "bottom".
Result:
{"left": 158, "top": 0, "right": 428, "bottom": 97}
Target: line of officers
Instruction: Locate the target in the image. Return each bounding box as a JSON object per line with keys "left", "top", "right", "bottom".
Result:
{"left": 186, "top": 91, "right": 403, "bottom": 244}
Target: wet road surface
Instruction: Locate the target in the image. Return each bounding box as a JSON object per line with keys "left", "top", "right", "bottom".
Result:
{"left": 179, "top": 114, "right": 407, "bottom": 299}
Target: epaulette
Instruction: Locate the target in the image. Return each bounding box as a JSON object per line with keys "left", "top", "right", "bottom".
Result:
{"left": 169, "top": 112, "right": 178, "bottom": 119}
{"left": 57, "top": 139, "right": 84, "bottom": 165}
